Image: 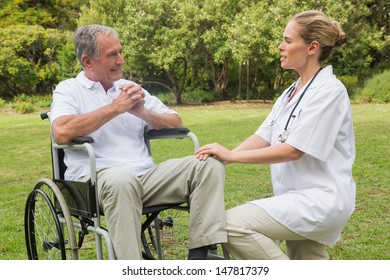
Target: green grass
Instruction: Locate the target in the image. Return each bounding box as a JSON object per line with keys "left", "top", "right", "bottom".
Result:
{"left": 0, "top": 102, "right": 389, "bottom": 260}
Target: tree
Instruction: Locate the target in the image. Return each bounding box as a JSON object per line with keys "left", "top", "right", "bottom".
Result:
{"left": 0, "top": 0, "right": 87, "bottom": 30}
{"left": 79, "top": 0, "right": 203, "bottom": 104}
{"left": 76, "top": 0, "right": 388, "bottom": 103}
{"left": 0, "top": 25, "right": 67, "bottom": 99}
{"left": 347, "top": 0, "right": 390, "bottom": 72}
{"left": 227, "top": 1, "right": 294, "bottom": 99}
{"left": 0, "top": 0, "right": 88, "bottom": 99}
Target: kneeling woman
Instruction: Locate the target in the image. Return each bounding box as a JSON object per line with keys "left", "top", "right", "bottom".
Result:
{"left": 195, "top": 10, "right": 356, "bottom": 260}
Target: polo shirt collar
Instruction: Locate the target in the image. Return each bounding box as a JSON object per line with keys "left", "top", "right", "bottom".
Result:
{"left": 76, "top": 71, "right": 99, "bottom": 89}
{"left": 76, "top": 71, "right": 125, "bottom": 94}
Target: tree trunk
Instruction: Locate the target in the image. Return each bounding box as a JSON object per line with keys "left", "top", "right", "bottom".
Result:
{"left": 238, "top": 63, "right": 242, "bottom": 99}
{"left": 212, "top": 59, "right": 229, "bottom": 98}
{"left": 246, "top": 59, "right": 250, "bottom": 100}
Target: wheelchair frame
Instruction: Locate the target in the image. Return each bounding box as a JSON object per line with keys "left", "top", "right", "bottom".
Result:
{"left": 24, "top": 112, "right": 226, "bottom": 260}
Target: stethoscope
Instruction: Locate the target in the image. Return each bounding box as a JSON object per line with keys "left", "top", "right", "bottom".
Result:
{"left": 271, "top": 67, "right": 323, "bottom": 143}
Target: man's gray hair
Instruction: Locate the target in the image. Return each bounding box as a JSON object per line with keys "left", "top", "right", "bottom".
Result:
{"left": 74, "top": 24, "right": 119, "bottom": 69}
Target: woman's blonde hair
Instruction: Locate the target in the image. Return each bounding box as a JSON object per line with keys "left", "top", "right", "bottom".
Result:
{"left": 291, "top": 10, "right": 347, "bottom": 62}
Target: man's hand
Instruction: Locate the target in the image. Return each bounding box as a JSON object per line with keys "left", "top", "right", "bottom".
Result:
{"left": 114, "top": 83, "right": 145, "bottom": 113}
{"left": 117, "top": 82, "right": 183, "bottom": 129}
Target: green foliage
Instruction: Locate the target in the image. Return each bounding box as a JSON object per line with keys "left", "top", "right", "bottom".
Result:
{"left": 153, "top": 90, "right": 219, "bottom": 105}
{"left": 12, "top": 101, "right": 35, "bottom": 114}
{"left": 77, "top": 0, "right": 388, "bottom": 104}
{"left": 181, "top": 90, "right": 220, "bottom": 104}
{"left": 152, "top": 92, "right": 177, "bottom": 105}
{"left": 56, "top": 33, "right": 83, "bottom": 81}
{"left": 339, "top": 75, "right": 360, "bottom": 96}
{"left": 0, "top": 25, "right": 67, "bottom": 99}
{"left": 0, "top": 0, "right": 86, "bottom": 30}
{"left": 353, "top": 70, "right": 390, "bottom": 103}
{"left": 0, "top": 93, "right": 53, "bottom": 114}
{"left": 0, "top": 98, "right": 6, "bottom": 109}
{"left": 0, "top": 0, "right": 388, "bottom": 104}
{"left": 12, "top": 93, "right": 52, "bottom": 108}
{"left": 0, "top": 0, "right": 87, "bottom": 100}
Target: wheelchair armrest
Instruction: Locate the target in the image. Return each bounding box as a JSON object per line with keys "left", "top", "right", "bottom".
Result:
{"left": 145, "top": 128, "right": 200, "bottom": 151}
{"left": 53, "top": 141, "right": 97, "bottom": 184}
{"left": 70, "top": 136, "right": 94, "bottom": 144}
{"left": 145, "top": 128, "right": 190, "bottom": 140}
{"left": 41, "top": 111, "right": 98, "bottom": 190}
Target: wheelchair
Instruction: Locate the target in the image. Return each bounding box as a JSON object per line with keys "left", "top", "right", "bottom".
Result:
{"left": 24, "top": 112, "right": 227, "bottom": 260}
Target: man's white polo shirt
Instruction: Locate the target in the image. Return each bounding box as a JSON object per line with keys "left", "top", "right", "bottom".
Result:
{"left": 50, "top": 72, "right": 178, "bottom": 180}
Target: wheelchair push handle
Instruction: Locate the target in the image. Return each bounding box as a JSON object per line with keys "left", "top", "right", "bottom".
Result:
{"left": 40, "top": 111, "right": 49, "bottom": 120}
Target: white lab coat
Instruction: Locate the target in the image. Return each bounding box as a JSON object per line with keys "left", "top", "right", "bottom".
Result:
{"left": 252, "top": 65, "right": 356, "bottom": 245}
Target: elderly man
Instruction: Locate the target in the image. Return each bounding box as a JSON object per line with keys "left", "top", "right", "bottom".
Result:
{"left": 50, "top": 24, "right": 227, "bottom": 259}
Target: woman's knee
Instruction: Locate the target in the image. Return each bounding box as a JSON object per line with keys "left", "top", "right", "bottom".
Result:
{"left": 286, "top": 240, "right": 329, "bottom": 260}
{"left": 226, "top": 204, "right": 256, "bottom": 229}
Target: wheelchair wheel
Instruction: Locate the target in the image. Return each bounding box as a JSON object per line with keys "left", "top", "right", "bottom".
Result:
{"left": 142, "top": 206, "right": 228, "bottom": 260}
{"left": 142, "top": 206, "right": 190, "bottom": 260}
{"left": 24, "top": 178, "right": 78, "bottom": 260}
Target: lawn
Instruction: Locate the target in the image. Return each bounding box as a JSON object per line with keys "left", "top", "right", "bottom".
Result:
{"left": 0, "top": 102, "right": 389, "bottom": 260}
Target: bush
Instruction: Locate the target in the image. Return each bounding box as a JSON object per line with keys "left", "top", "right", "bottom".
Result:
{"left": 0, "top": 25, "right": 67, "bottom": 100}
{"left": 10, "top": 93, "right": 52, "bottom": 114}
{"left": 339, "top": 75, "right": 359, "bottom": 96}
{"left": 12, "top": 101, "right": 35, "bottom": 114}
{"left": 181, "top": 90, "right": 219, "bottom": 104}
{"left": 353, "top": 70, "right": 390, "bottom": 103}
{"left": 0, "top": 99, "right": 6, "bottom": 109}
{"left": 153, "top": 90, "right": 219, "bottom": 105}
{"left": 152, "top": 92, "right": 176, "bottom": 105}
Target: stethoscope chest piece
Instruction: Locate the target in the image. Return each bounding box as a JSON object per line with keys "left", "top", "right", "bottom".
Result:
{"left": 276, "top": 67, "right": 323, "bottom": 143}
{"left": 278, "top": 130, "right": 288, "bottom": 143}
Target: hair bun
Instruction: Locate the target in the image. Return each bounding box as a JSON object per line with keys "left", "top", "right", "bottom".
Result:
{"left": 332, "top": 21, "right": 347, "bottom": 47}
{"left": 335, "top": 34, "right": 347, "bottom": 47}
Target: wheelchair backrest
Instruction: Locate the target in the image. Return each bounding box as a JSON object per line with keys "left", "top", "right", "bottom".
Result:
{"left": 52, "top": 147, "right": 67, "bottom": 180}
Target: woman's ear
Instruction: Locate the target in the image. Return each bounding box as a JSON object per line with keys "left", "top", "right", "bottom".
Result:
{"left": 308, "top": 41, "right": 320, "bottom": 55}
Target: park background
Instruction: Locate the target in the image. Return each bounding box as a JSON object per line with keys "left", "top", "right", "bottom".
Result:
{"left": 0, "top": 0, "right": 389, "bottom": 260}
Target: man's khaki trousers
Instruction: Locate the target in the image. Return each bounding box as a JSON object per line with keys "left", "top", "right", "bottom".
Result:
{"left": 82, "top": 156, "right": 227, "bottom": 259}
